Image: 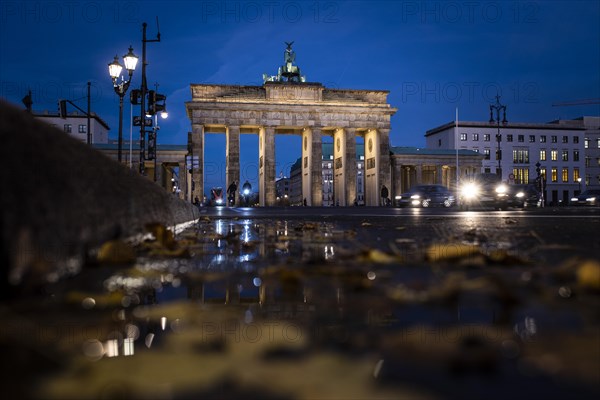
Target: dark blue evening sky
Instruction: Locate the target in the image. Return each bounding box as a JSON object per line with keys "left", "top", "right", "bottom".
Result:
{"left": 1, "top": 1, "right": 599, "bottom": 187}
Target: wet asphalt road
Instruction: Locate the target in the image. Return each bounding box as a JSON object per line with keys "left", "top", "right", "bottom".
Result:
{"left": 198, "top": 205, "right": 600, "bottom": 264}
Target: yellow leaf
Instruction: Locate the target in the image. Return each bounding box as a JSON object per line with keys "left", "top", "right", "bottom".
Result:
{"left": 366, "top": 249, "right": 402, "bottom": 264}
{"left": 577, "top": 260, "right": 600, "bottom": 290}
{"left": 97, "top": 240, "right": 136, "bottom": 264}
{"left": 426, "top": 243, "right": 481, "bottom": 262}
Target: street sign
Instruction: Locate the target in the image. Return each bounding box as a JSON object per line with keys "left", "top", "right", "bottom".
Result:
{"left": 186, "top": 155, "right": 199, "bottom": 169}
{"left": 133, "top": 116, "right": 153, "bottom": 127}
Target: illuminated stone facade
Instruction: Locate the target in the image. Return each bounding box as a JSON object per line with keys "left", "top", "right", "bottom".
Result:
{"left": 186, "top": 82, "right": 397, "bottom": 206}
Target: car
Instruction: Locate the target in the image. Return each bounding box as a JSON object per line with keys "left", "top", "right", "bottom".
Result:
{"left": 458, "top": 174, "right": 520, "bottom": 210}
{"left": 510, "top": 184, "right": 543, "bottom": 208}
{"left": 395, "top": 184, "right": 455, "bottom": 208}
{"left": 570, "top": 189, "right": 600, "bottom": 206}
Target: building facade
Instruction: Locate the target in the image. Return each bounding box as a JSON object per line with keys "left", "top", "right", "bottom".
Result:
{"left": 34, "top": 111, "right": 110, "bottom": 144}
{"left": 390, "top": 147, "right": 484, "bottom": 198}
{"left": 425, "top": 120, "right": 587, "bottom": 205}
{"left": 568, "top": 117, "right": 600, "bottom": 190}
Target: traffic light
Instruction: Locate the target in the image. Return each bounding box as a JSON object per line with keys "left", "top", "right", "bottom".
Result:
{"left": 146, "top": 90, "right": 166, "bottom": 115}
{"left": 130, "top": 89, "right": 141, "bottom": 105}
{"left": 58, "top": 100, "right": 67, "bottom": 118}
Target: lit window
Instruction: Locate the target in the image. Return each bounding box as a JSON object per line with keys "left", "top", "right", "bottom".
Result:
{"left": 584, "top": 138, "right": 589, "bottom": 148}
{"left": 483, "top": 134, "right": 490, "bottom": 142}
{"left": 78, "top": 124, "right": 87, "bottom": 133}
{"left": 513, "top": 149, "right": 529, "bottom": 164}
{"left": 573, "top": 168, "right": 580, "bottom": 182}
{"left": 460, "top": 133, "right": 467, "bottom": 141}
{"left": 562, "top": 168, "right": 568, "bottom": 182}
{"left": 551, "top": 150, "right": 557, "bottom": 161}
{"left": 540, "top": 135, "right": 546, "bottom": 143}
{"left": 472, "top": 133, "right": 479, "bottom": 141}
{"left": 539, "top": 150, "right": 546, "bottom": 161}
{"left": 562, "top": 150, "right": 568, "bottom": 162}
{"left": 513, "top": 168, "right": 529, "bottom": 184}
{"left": 551, "top": 167, "right": 557, "bottom": 182}
{"left": 483, "top": 149, "right": 490, "bottom": 160}
{"left": 597, "top": 138, "right": 600, "bottom": 149}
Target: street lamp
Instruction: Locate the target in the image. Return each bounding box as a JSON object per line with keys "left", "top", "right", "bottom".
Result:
{"left": 489, "top": 94, "right": 507, "bottom": 178}
{"left": 577, "top": 177, "right": 582, "bottom": 193}
{"left": 108, "top": 46, "right": 138, "bottom": 163}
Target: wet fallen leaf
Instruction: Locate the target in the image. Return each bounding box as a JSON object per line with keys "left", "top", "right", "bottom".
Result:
{"left": 426, "top": 242, "right": 481, "bottom": 262}
{"left": 97, "top": 240, "right": 136, "bottom": 264}
{"left": 145, "top": 223, "right": 176, "bottom": 249}
{"left": 576, "top": 260, "right": 600, "bottom": 290}
{"left": 362, "top": 249, "right": 402, "bottom": 264}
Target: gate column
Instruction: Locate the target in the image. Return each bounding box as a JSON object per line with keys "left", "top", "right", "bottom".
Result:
{"left": 259, "top": 126, "right": 276, "bottom": 206}
{"left": 191, "top": 125, "right": 204, "bottom": 202}
{"left": 333, "top": 128, "right": 357, "bottom": 206}
{"left": 302, "top": 127, "right": 323, "bottom": 206}
{"left": 226, "top": 125, "right": 240, "bottom": 198}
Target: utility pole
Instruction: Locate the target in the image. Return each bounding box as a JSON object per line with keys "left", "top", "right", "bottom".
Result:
{"left": 139, "top": 19, "right": 161, "bottom": 175}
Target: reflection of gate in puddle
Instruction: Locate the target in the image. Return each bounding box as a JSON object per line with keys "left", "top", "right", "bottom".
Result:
{"left": 142, "top": 219, "right": 350, "bottom": 304}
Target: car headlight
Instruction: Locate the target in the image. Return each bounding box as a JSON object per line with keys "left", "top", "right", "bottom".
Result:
{"left": 243, "top": 189, "right": 250, "bottom": 195}
{"left": 395, "top": 195, "right": 402, "bottom": 200}
{"left": 516, "top": 192, "right": 525, "bottom": 198}
{"left": 586, "top": 197, "right": 597, "bottom": 202}
{"left": 495, "top": 184, "right": 508, "bottom": 194}
{"left": 410, "top": 194, "right": 420, "bottom": 199}
{"left": 571, "top": 197, "right": 579, "bottom": 202}
{"left": 460, "top": 183, "right": 480, "bottom": 199}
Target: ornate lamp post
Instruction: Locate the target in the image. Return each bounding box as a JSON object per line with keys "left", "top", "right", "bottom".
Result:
{"left": 108, "top": 46, "right": 138, "bottom": 163}
{"left": 489, "top": 94, "right": 507, "bottom": 178}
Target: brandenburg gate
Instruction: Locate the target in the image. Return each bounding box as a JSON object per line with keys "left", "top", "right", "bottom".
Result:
{"left": 185, "top": 43, "right": 397, "bottom": 206}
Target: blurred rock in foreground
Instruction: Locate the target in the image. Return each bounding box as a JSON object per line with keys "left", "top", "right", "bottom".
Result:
{"left": 0, "top": 101, "right": 198, "bottom": 298}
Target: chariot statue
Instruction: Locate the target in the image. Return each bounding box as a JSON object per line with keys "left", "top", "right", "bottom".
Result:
{"left": 263, "top": 41, "right": 306, "bottom": 83}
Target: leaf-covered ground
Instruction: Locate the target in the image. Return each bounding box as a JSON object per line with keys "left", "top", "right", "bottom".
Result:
{"left": 2, "top": 216, "right": 599, "bottom": 399}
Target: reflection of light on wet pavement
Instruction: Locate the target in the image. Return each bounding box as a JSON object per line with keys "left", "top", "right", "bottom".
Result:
{"left": 324, "top": 245, "right": 335, "bottom": 259}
